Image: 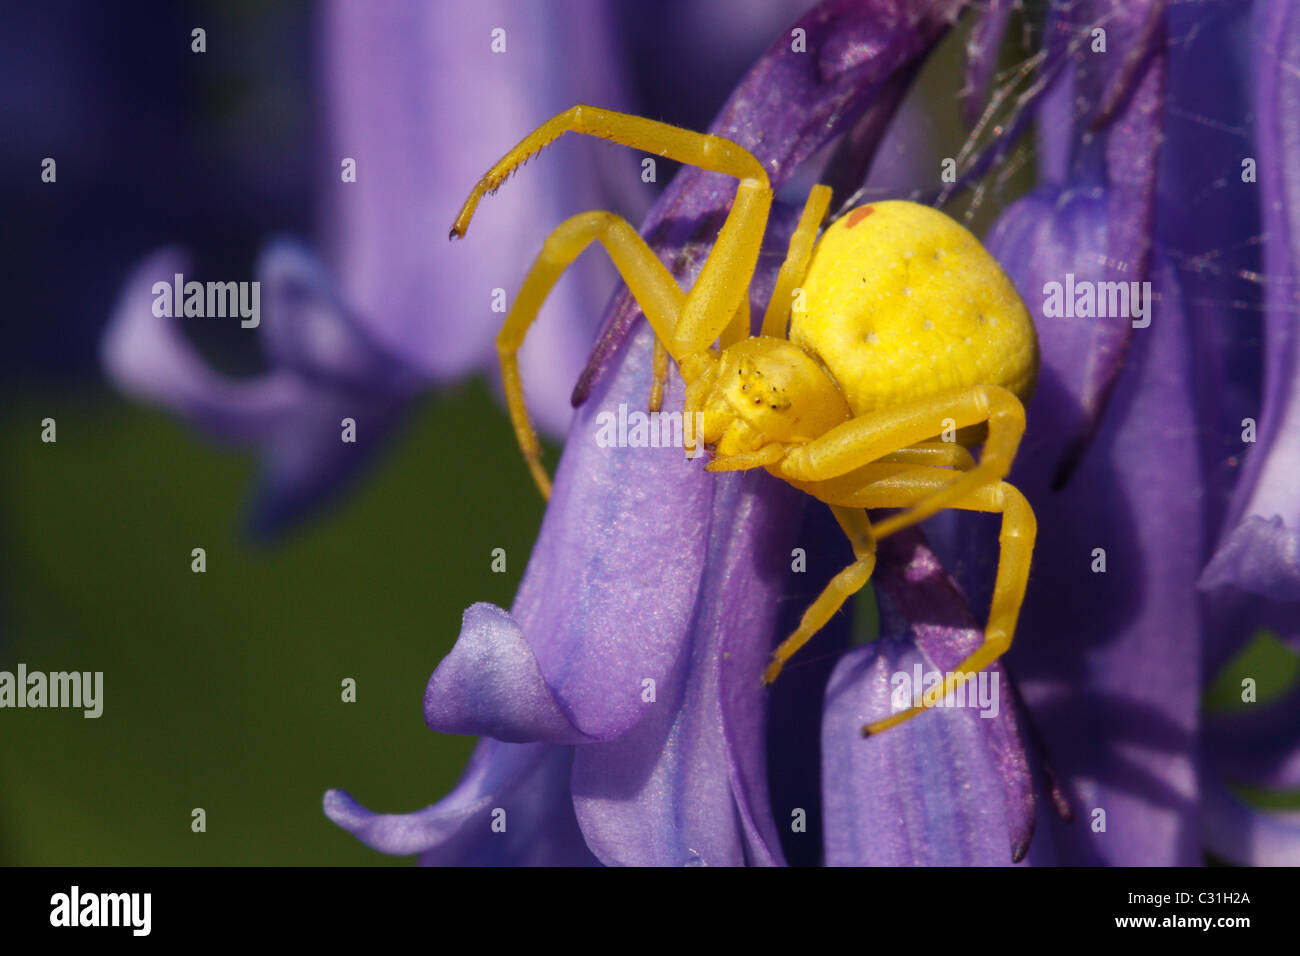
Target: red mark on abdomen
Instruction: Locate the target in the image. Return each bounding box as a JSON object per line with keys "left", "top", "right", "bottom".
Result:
{"left": 846, "top": 206, "right": 874, "bottom": 229}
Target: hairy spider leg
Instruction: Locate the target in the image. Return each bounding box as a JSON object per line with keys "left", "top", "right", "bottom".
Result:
{"left": 450, "top": 106, "right": 775, "bottom": 493}
{"left": 450, "top": 104, "right": 771, "bottom": 357}
{"left": 495, "top": 211, "right": 685, "bottom": 498}
{"left": 763, "top": 505, "right": 877, "bottom": 684}
{"left": 704, "top": 443, "right": 788, "bottom": 471}
{"left": 788, "top": 463, "right": 1035, "bottom": 734}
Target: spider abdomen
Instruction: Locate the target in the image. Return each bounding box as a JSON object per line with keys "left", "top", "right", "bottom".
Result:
{"left": 791, "top": 201, "right": 1038, "bottom": 417}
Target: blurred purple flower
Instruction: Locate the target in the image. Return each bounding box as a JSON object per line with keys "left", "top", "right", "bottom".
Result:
{"left": 102, "top": 0, "right": 635, "bottom": 535}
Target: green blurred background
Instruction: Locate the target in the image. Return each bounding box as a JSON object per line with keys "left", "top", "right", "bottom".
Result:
{"left": 0, "top": 382, "right": 550, "bottom": 864}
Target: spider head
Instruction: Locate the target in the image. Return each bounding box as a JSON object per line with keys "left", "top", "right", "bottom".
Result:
{"left": 683, "top": 338, "right": 851, "bottom": 457}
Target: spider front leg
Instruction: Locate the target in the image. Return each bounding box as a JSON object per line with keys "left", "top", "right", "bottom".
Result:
{"left": 452, "top": 104, "right": 772, "bottom": 361}
{"left": 776, "top": 384, "right": 1026, "bottom": 540}
{"left": 787, "top": 463, "right": 1036, "bottom": 735}
{"left": 453, "top": 105, "right": 777, "bottom": 490}
{"left": 496, "top": 211, "right": 686, "bottom": 498}
{"left": 764, "top": 505, "right": 877, "bottom": 685}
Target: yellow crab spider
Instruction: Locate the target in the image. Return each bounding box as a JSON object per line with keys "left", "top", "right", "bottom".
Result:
{"left": 451, "top": 106, "right": 1039, "bottom": 736}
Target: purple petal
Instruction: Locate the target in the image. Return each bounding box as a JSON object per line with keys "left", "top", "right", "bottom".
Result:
{"left": 324, "top": 741, "right": 598, "bottom": 865}
{"left": 102, "top": 249, "right": 302, "bottom": 444}
{"left": 1018, "top": 2, "right": 1166, "bottom": 486}
{"left": 822, "top": 638, "right": 1020, "bottom": 866}
{"left": 502, "top": 327, "right": 715, "bottom": 742}
{"left": 256, "top": 238, "right": 421, "bottom": 393}
{"left": 1159, "top": 0, "right": 1264, "bottom": 552}
{"left": 1062, "top": 4, "right": 1164, "bottom": 483}
{"left": 986, "top": 241, "right": 1203, "bottom": 864}
{"left": 1201, "top": 516, "right": 1300, "bottom": 606}
{"left": 984, "top": 186, "right": 1109, "bottom": 480}
{"left": 1230, "top": 0, "right": 1300, "bottom": 531}
{"left": 569, "top": 458, "right": 801, "bottom": 867}
{"left": 423, "top": 603, "right": 592, "bottom": 744}
{"left": 821, "top": 531, "right": 1035, "bottom": 866}
{"left": 322, "top": 0, "right": 632, "bottom": 435}
{"left": 878, "top": 532, "right": 1037, "bottom": 860}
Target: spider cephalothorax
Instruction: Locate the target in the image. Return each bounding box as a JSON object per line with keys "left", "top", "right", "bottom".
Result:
{"left": 451, "top": 105, "right": 1038, "bottom": 735}
{"left": 686, "top": 339, "right": 852, "bottom": 456}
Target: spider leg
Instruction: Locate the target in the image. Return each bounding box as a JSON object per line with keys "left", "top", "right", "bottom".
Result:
{"left": 878, "top": 441, "right": 977, "bottom": 470}
{"left": 762, "top": 184, "right": 833, "bottom": 339}
{"left": 711, "top": 441, "right": 975, "bottom": 480}
{"left": 720, "top": 295, "right": 751, "bottom": 348}
{"left": 496, "top": 211, "right": 686, "bottom": 498}
{"left": 790, "top": 464, "right": 1036, "bottom": 735}
{"left": 759, "top": 449, "right": 972, "bottom": 684}
{"left": 705, "top": 443, "right": 787, "bottom": 472}
{"left": 650, "top": 296, "right": 746, "bottom": 414}
{"left": 763, "top": 505, "right": 876, "bottom": 685}
{"left": 775, "top": 384, "right": 1026, "bottom": 539}
{"left": 648, "top": 339, "right": 669, "bottom": 413}
{"left": 452, "top": 105, "right": 773, "bottom": 375}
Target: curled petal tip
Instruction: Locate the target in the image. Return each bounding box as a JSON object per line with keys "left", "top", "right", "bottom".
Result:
{"left": 1011, "top": 837, "right": 1031, "bottom": 864}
